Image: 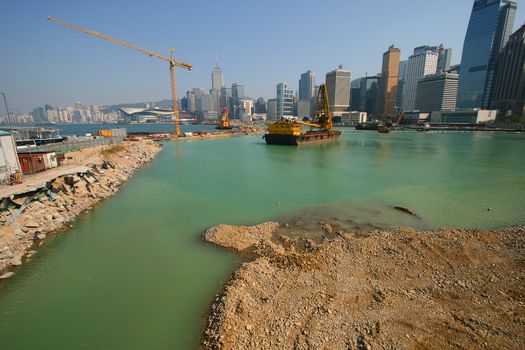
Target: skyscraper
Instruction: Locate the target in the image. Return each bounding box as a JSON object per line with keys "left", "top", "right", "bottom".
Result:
{"left": 325, "top": 65, "right": 351, "bottom": 117}
{"left": 377, "top": 46, "right": 401, "bottom": 116}
{"left": 231, "top": 83, "right": 245, "bottom": 118}
{"left": 276, "top": 83, "right": 294, "bottom": 118}
{"left": 359, "top": 75, "right": 380, "bottom": 116}
{"left": 350, "top": 78, "right": 362, "bottom": 111}
{"left": 415, "top": 72, "right": 459, "bottom": 112}
{"left": 231, "top": 83, "right": 244, "bottom": 101}
{"left": 396, "top": 60, "right": 408, "bottom": 110}
{"left": 490, "top": 23, "right": 525, "bottom": 117}
{"left": 299, "top": 71, "right": 315, "bottom": 101}
{"left": 457, "top": 0, "right": 517, "bottom": 109}
{"left": 267, "top": 99, "right": 278, "bottom": 120}
{"left": 402, "top": 48, "right": 439, "bottom": 111}
{"left": 437, "top": 45, "right": 453, "bottom": 72}
{"left": 298, "top": 70, "right": 315, "bottom": 117}
{"left": 254, "top": 97, "right": 267, "bottom": 114}
{"left": 211, "top": 64, "right": 223, "bottom": 91}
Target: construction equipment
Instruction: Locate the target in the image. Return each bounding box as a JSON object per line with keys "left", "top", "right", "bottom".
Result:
{"left": 395, "top": 110, "right": 405, "bottom": 125}
{"left": 216, "top": 107, "right": 233, "bottom": 130}
{"left": 47, "top": 16, "right": 192, "bottom": 136}
{"left": 383, "top": 110, "right": 404, "bottom": 130}
{"left": 263, "top": 84, "right": 340, "bottom": 145}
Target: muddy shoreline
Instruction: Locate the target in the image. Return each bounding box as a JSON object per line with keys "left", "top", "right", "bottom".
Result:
{"left": 0, "top": 140, "right": 161, "bottom": 278}
{"left": 201, "top": 221, "right": 525, "bottom": 349}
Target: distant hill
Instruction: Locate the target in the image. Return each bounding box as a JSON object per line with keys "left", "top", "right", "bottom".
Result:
{"left": 101, "top": 99, "right": 172, "bottom": 113}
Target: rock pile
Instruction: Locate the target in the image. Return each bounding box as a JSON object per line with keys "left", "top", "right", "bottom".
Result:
{"left": 0, "top": 140, "right": 161, "bottom": 276}
{"left": 202, "top": 222, "right": 525, "bottom": 350}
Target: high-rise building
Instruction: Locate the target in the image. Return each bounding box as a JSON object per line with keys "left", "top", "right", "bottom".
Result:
{"left": 232, "top": 83, "right": 244, "bottom": 101}
{"left": 437, "top": 45, "right": 453, "bottom": 72}
{"left": 254, "top": 97, "right": 267, "bottom": 113}
{"left": 276, "top": 83, "right": 294, "bottom": 118}
{"left": 359, "top": 75, "right": 380, "bottom": 116}
{"left": 31, "top": 107, "right": 47, "bottom": 123}
{"left": 220, "top": 86, "right": 231, "bottom": 113}
{"left": 396, "top": 60, "right": 408, "bottom": 109}
{"left": 267, "top": 98, "right": 278, "bottom": 120}
{"left": 186, "top": 91, "right": 196, "bottom": 112}
{"left": 325, "top": 65, "right": 351, "bottom": 117}
{"left": 297, "top": 100, "right": 312, "bottom": 118}
{"left": 377, "top": 46, "right": 401, "bottom": 116}
{"left": 231, "top": 83, "right": 245, "bottom": 119}
{"left": 413, "top": 45, "right": 439, "bottom": 55}
{"left": 298, "top": 70, "right": 316, "bottom": 117}
{"left": 350, "top": 78, "right": 362, "bottom": 111}
{"left": 209, "top": 89, "right": 220, "bottom": 114}
{"left": 299, "top": 70, "right": 315, "bottom": 101}
{"left": 457, "top": 0, "right": 517, "bottom": 109}
{"left": 490, "top": 24, "right": 525, "bottom": 117}
{"left": 415, "top": 72, "right": 459, "bottom": 112}
{"left": 402, "top": 48, "right": 439, "bottom": 111}
{"left": 211, "top": 64, "right": 223, "bottom": 91}
{"left": 241, "top": 99, "right": 253, "bottom": 118}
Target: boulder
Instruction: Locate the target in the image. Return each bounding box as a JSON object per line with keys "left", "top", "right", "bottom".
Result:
{"left": 25, "top": 221, "right": 39, "bottom": 229}
{"left": 0, "top": 249, "right": 13, "bottom": 260}
{"left": 14, "top": 229, "right": 26, "bottom": 240}
{"left": 0, "top": 272, "right": 15, "bottom": 279}
{"left": 11, "top": 258, "right": 22, "bottom": 266}
{"left": 64, "top": 175, "right": 80, "bottom": 186}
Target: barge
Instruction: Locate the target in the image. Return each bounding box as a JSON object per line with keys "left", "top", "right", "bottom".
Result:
{"left": 263, "top": 84, "right": 340, "bottom": 146}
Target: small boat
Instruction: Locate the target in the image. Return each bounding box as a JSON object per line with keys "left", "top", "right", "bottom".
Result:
{"left": 355, "top": 122, "right": 379, "bottom": 130}
{"left": 377, "top": 126, "right": 390, "bottom": 133}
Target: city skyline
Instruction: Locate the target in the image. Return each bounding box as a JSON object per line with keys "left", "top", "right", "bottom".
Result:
{"left": 1, "top": 0, "right": 524, "bottom": 113}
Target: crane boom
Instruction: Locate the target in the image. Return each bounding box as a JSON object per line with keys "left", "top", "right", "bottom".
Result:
{"left": 47, "top": 17, "right": 192, "bottom": 70}
{"left": 47, "top": 16, "right": 192, "bottom": 135}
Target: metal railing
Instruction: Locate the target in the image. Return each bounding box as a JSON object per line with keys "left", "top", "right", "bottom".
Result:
{"left": 19, "top": 136, "right": 124, "bottom": 153}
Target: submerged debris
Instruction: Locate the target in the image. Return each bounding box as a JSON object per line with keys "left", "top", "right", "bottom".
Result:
{"left": 393, "top": 206, "right": 418, "bottom": 217}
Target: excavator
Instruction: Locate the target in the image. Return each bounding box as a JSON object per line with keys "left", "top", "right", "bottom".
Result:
{"left": 263, "top": 84, "right": 341, "bottom": 145}
{"left": 379, "top": 110, "right": 405, "bottom": 133}
{"left": 216, "top": 107, "right": 233, "bottom": 130}
{"left": 385, "top": 110, "right": 405, "bottom": 127}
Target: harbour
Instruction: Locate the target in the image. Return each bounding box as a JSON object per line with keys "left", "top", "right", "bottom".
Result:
{"left": 1, "top": 1, "right": 524, "bottom": 348}
{"left": 0, "top": 131, "right": 524, "bottom": 349}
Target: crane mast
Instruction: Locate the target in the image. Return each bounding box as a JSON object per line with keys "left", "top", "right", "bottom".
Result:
{"left": 47, "top": 16, "right": 192, "bottom": 135}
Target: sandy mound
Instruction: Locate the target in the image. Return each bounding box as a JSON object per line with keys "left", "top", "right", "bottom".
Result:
{"left": 202, "top": 222, "right": 524, "bottom": 349}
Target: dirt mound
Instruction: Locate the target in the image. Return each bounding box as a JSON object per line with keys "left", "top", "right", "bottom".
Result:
{"left": 202, "top": 223, "right": 525, "bottom": 349}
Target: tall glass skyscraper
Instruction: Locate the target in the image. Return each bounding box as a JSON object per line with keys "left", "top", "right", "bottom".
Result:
{"left": 457, "top": 0, "right": 517, "bottom": 109}
{"left": 299, "top": 71, "right": 315, "bottom": 101}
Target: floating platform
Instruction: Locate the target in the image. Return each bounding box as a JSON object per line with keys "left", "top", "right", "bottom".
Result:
{"left": 264, "top": 130, "right": 341, "bottom": 146}
{"left": 355, "top": 123, "right": 379, "bottom": 131}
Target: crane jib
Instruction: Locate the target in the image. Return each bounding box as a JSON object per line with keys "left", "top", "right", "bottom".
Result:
{"left": 47, "top": 16, "right": 192, "bottom": 136}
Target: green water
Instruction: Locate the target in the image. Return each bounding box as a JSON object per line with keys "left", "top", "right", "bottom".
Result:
{"left": 0, "top": 131, "right": 524, "bottom": 349}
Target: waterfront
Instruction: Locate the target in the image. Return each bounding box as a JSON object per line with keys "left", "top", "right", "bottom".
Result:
{"left": 0, "top": 131, "right": 524, "bottom": 349}
{"left": 41, "top": 123, "right": 218, "bottom": 136}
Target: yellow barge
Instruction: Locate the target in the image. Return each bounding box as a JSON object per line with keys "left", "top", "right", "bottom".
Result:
{"left": 263, "top": 84, "right": 340, "bottom": 146}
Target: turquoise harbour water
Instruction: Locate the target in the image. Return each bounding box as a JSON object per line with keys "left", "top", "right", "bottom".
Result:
{"left": 0, "top": 130, "right": 524, "bottom": 349}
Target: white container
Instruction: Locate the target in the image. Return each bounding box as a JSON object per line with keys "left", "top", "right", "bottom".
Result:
{"left": 42, "top": 152, "right": 58, "bottom": 169}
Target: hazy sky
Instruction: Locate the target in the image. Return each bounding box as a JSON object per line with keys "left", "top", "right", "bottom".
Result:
{"left": 1, "top": 0, "right": 524, "bottom": 112}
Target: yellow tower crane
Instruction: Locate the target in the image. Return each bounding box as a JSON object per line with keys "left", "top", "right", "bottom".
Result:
{"left": 47, "top": 16, "right": 192, "bottom": 136}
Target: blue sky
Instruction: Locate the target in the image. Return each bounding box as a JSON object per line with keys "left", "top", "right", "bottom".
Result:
{"left": 1, "top": 0, "right": 524, "bottom": 112}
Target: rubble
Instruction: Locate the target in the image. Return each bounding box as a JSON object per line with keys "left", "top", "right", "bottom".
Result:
{"left": 0, "top": 140, "right": 161, "bottom": 275}
{"left": 201, "top": 222, "right": 525, "bottom": 350}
